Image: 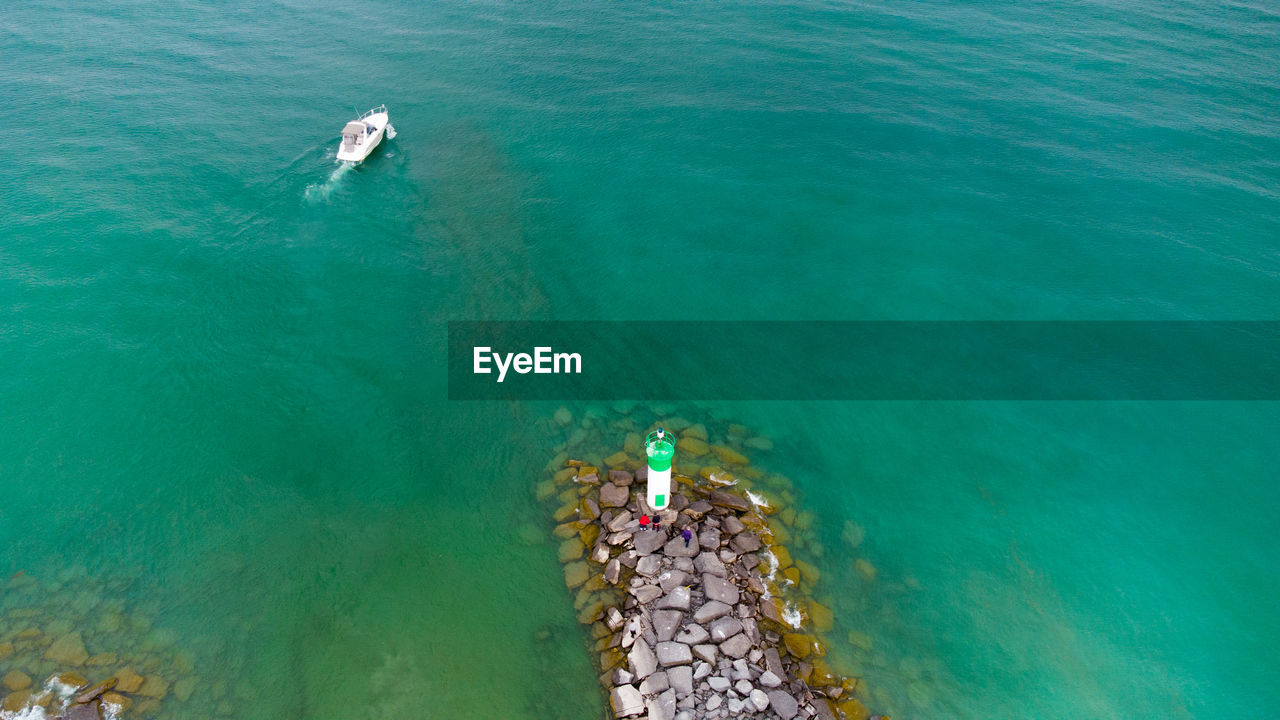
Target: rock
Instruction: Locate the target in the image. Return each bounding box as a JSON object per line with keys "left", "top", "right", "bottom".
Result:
{"left": 719, "top": 633, "right": 751, "bottom": 659}
{"left": 711, "top": 445, "right": 749, "bottom": 465}
{"left": 662, "top": 537, "right": 699, "bottom": 558}
{"left": 727, "top": 697, "right": 745, "bottom": 714}
{"left": 702, "top": 575, "right": 739, "bottom": 605}
{"left": 692, "top": 661, "right": 712, "bottom": 680}
{"left": 629, "top": 639, "right": 658, "bottom": 679}
{"left": 708, "top": 616, "right": 744, "bottom": 643}
{"left": 113, "top": 667, "right": 144, "bottom": 694}
{"left": 0, "top": 642, "right": 13, "bottom": 658}
{"left": 653, "top": 610, "right": 683, "bottom": 643}
{"left": 604, "top": 559, "right": 621, "bottom": 585}
{"left": 655, "top": 641, "right": 692, "bottom": 667}
{"left": 559, "top": 538, "right": 586, "bottom": 562}
{"left": 648, "top": 688, "right": 677, "bottom": 720}
{"left": 600, "top": 483, "right": 630, "bottom": 508}
{"left": 692, "top": 643, "right": 717, "bottom": 664}
{"left": 610, "top": 685, "right": 645, "bottom": 717}
{"left": 783, "top": 633, "right": 812, "bottom": 659}
{"left": 767, "top": 690, "right": 799, "bottom": 719}
{"left": 658, "top": 569, "right": 688, "bottom": 593}
{"left": 750, "top": 688, "right": 771, "bottom": 712}
{"left": 633, "top": 530, "right": 667, "bottom": 556}
{"left": 692, "top": 601, "right": 732, "bottom": 624}
{"left": 809, "top": 601, "right": 834, "bottom": 632}
{"left": 84, "top": 653, "right": 118, "bottom": 667}
{"left": 631, "top": 584, "right": 662, "bottom": 603}
{"left": 674, "top": 624, "right": 709, "bottom": 645}
{"left": 638, "top": 670, "right": 669, "bottom": 694}
{"left": 136, "top": 674, "right": 169, "bottom": 698}
{"left": 705, "top": 694, "right": 723, "bottom": 711}
{"left": 591, "top": 542, "right": 611, "bottom": 564}
{"left": 684, "top": 500, "right": 712, "bottom": 519}
{"left": 2, "top": 672, "right": 31, "bottom": 692}
{"left": 2, "top": 690, "right": 31, "bottom": 713}
{"left": 708, "top": 490, "right": 750, "bottom": 512}
{"left": 763, "top": 647, "right": 785, "bottom": 677}
{"left": 61, "top": 700, "right": 102, "bottom": 720}
{"left": 856, "top": 558, "right": 878, "bottom": 580}
{"left": 609, "top": 469, "right": 634, "bottom": 485}
{"left": 693, "top": 552, "right": 726, "bottom": 577}
{"left": 721, "top": 515, "right": 746, "bottom": 535}
{"left": 758, "top": 670, "right": 783, "bottom": 688}
{"left": 734, "top": 679, "right": 753, "bottom": 695}
{"left": 667, "top": 665, "right": 694, "bottom": 697}
{"left": 554, "top": 406, "right": 573, "bottom": 426}
{"left": 44, "top": 631, "right": 89, "bottom": 666}
{"left": 564, "top": 562, "right": 590, "bottom": 588}
{"left": 657, "top": 586, "right": 691, "bottom": 612}
{"left": 730, "top": 532, "right": 762, "bottom": 553}
{"left": 102, "top": 693, "right": 131, "bottom": 711}
{"left": 73, "top": 679, "right": 117, "bottom": 704}
{"left": 707, "top": 675, "right": 731, "bottom": 692}
{"left": 606, "top": 607, "right": 625, "bottom": 631}
{"left": 607, "top": 511, "right": 634, "bottom": 532}
{"left": 636, "top": 555, "right": 661, "bottom": 576}
{"left": 676, "top": 437, "right": 708, "bottom": 456}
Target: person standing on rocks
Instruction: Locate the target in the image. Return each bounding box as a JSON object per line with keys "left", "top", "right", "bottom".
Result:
{"left": 639, "top": 514, "right": 650, "bottom": 531}
{"left": 681, "top": 527, "right": 693, "bottom": 547}
{"left": 652, "top": 515, "right": 661, "bottom": 533}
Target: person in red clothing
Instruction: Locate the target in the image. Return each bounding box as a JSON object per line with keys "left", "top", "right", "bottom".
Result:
{"left": 639, "top": 514, "right": 650, "bottom": 530}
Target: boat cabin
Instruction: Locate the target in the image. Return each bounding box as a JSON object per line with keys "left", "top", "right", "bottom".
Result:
{"left": 341, "top": 121, "right": 371, "bottom": 150}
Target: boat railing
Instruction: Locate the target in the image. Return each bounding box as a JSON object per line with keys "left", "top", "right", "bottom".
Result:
{"left": 357, "top": 104, "right": 388, "bottom": 120}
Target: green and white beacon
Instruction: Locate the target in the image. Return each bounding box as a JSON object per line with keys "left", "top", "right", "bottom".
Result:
{"left": 645, "top": 428, "right": 676, "bottom": 510}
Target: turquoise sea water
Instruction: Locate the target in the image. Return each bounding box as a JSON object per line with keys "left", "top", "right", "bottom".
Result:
{"left": 2, "top": 1, "right": 1278, "bottom": 718}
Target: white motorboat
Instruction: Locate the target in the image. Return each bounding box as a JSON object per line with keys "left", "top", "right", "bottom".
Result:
{"left": 336, "top": 105, "right": 394, "bottom": 162}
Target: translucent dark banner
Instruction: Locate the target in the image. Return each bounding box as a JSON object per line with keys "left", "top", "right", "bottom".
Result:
{"left": 447, "top": 322, "right": 1280, "bottom": 401}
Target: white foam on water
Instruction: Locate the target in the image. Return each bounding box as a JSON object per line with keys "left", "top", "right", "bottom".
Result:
{"left": 386, "top": 123, "right": 397, "bottom": 139}
{"left": 304, "top": 160, "right": 355, "bottom": 202}
{"left": 745, "top": 490, "right": 769, "bottom": 510}
{"left": 781, "top": 602, "right": 803, "bottom": 629}
{"left": 102, "top": 701, "right": 123, "bottom": 720}
{"left": 0, "top": 707, "right": 51, "bottom": 720}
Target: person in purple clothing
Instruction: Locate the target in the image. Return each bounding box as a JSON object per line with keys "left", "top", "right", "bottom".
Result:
{"left": 681, "top": 527, "right": 693, "bottom": 548}
{"left": 652, "top": 515, "right": 661, "bottom": 533}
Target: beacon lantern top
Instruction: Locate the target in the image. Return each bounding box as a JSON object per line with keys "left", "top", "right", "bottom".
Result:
{"left": 645, "top": 429, "right": 676, "bottom": 471}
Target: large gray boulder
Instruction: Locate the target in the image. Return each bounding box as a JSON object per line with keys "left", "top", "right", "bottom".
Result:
{"left": 719, "top": 632, "right": 751, "bottom": 659}
{"left": 629, "top": 639, "right": 658, "bottom": 679}
{"left": 631, "top": 584, "right": 662, "bottom": 604}
{"left": 599, "top": 483, "right": 630, "bottom": 508}
{"left": 638, "top": 670, "right": 670, "bottom": 694}
{"left": 655, "top": 641, "right": 692, "bottom": 667}
{"left": 667, "top": 665, "right": 694, "bottom": 697}
{"left": 663, "top": 536, "right": 700, "bottom": 558}
{"left": 708, "top": 490, "right": 751, "bottom": 512}
{"left": 647, "top": 688, "right": 677, "bottom": 720}
{"left": 610, "top": 685, "right": 645, "bottom": 718}
{"left": 767, "top": 690, "right": 799, "bottom": 720}
{"left": 708, "top": 616, "right": 744, "bottom": 643}
{"left": 674, "top": 624, "right": 709, "bottom": 645}
{"left": 702, "top": 575, "right": 739, "bottom": 605}
{"left": 653, "top": 610, "right": 683, "bottom": 643}
{"left": 692, "top": 600, "right": 732, "bottom": 624}
{"left": 693, "top": 552, "right": 727, "bottom": 577}
{"left": 730, "top": 532, "right": 762, "bottom": 553}
{"left": 633, "top": 529, "right": 667, "bottom": 556}
{"left": 692, "top": 643, "right": 717, "bottom": 664}
{"left": 656, "top": 585, "right": 691, "bottom": 612}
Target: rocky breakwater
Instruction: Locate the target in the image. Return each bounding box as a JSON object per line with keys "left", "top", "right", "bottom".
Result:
{"left": 546, "top": 457, "right": 876, "bottom": 720}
